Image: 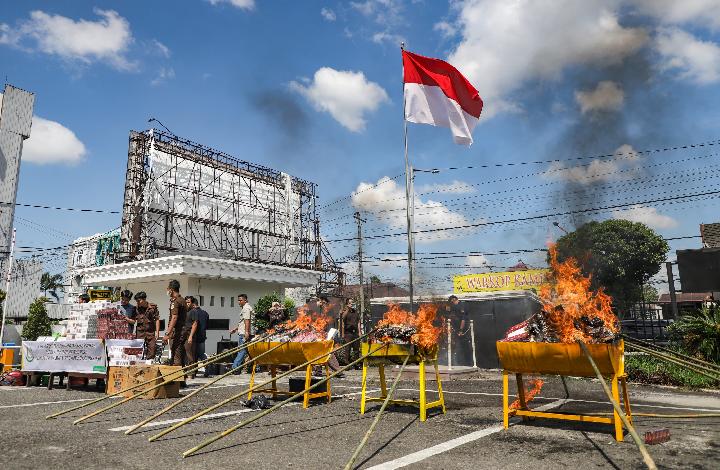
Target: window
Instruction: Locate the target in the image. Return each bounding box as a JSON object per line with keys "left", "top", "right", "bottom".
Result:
{"left": 230, "top": 297, "right": 234, "bottom": 308}
{"left": 199, "top": 296, "right": 204, "bottom": 307}
{"left": 207, "top": 319, "right": 230, "bottom": 330}
{"left": 221, "top": 296, "right": 225, "bottom": 307}
{"left": 210, "top": 295, "right": 215, "bottom": 307}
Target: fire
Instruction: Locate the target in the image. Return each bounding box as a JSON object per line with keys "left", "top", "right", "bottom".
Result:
{"left": 539, "top": 244, "right": 618, "bottom": 343}
{"left": 510, "top": 378, "right": 544, "bottom": 410}
{"left": 268, "top": 303, "right": 332, "bottom": 337}
{"left": 376, "top": 303, "right": 443, "bottom": 350}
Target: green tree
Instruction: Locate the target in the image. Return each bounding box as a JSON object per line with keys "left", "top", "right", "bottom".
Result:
{"left": 0, "top": 289, "right": 5, "bottom": 319}
{"left": 554, "top": 220, "right": 669, "bottom": 313}
{"left": 40, "top": 272, "right": 63, "bottom": 302}
{"left": 253, "top": 292, "right": 295, "bottom": 332}
{"left": 369, "top": 275, "right": 381, "bottom": 284}
{"left": 668, "top": 306, "right": 720, "bottom": 364}
{"left": 22, "top": 297, "right": 52, "bottom": 341}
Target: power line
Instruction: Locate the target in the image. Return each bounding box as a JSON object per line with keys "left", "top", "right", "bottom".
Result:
{"left": 412, "top": 138, "right": 720, "bottom": 174}
{"left": 324, "top": 189, "right": 720, "bottom": 242}
{"left": 0, "top": 201, "right": 120, "bottom": 214}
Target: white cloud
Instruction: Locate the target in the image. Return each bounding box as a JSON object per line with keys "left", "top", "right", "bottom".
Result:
{"left": 575, "top": 80, "right": 625, "bottom": 114}
{"left": 321, "top": 8, "right": 337, "bottom": 21}
{"left": 351, "top": 1, "right": 377, "bottom": 17}
{"left": 655, "top": 27, "right": 720, "bottom": 84}
{"left": 433, "top": 21, "right": 457, "bottom": 38}
{"left": 207, "top": 0, "right": 255, "bottom": 10}
{"left": 151, "top": 67, "right": 176, "bottom": 86}
{"left": 371, "top": 31, "right": 404, "bottom": 45}
{"left": 446, "top": 0, "right": 647, "bottom": 118}
{"left": 351, "top": 176, "right": 469, "bottom": 243}
{"left": 418, "top": 180, "right": 476, "bottom": 195}
{"left": 23, "top": 116, "right": 87, "bottom": 165}
{"left": 631, "top": 0, "right": 720, "bottom": 29}
{"left": 152, "top": 39, "right": 170, "bottom": 58}
{"left": 465, "top": 254, "right": 489, "bottom": 267}
{"left": 544, "top": 144, "right": 641, "bottom": 184}
{"left": 611, "top": 204, "right": 678, "bottom": 229}
{"left": 290, "top": 67, "right": 389, "bottom": 132}
{"left": 0, "top": 9, "right": 135, "bottom": 70}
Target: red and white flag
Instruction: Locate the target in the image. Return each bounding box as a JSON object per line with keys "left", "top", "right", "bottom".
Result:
{"left": 403, "top": 50, "right": 483, "bottom": 146}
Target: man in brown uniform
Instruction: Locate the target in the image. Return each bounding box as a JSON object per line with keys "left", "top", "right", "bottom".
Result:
{"left": 162, "top": 279, "right": 187, "bottom": 367}
{"left": 128, "top": 291, "right": 160, "bottom": 360}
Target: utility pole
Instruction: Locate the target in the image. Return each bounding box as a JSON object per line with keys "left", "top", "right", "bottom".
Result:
{"left": 354, "top": 212, "right": 366, "bottom": 334}
{"left": 0, "top": 229, "right": 16, "bottom": 346}
{"left": 666, "top": 261, "right": 679, "bottom": 319}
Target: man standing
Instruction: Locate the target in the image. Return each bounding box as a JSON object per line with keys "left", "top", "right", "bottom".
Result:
{"left": 183, "top": 296, "right": 199, "bottom": 379}
{"left": 446, "top": 295, "right": 469, "bottom": 366}
{"left": 129, "top": 292, "right": 160, "bottom": 361}
{"left": 341, "top": 298, "right": 360, "bottom": 366}
{"left": 230, "top": 294, "right": 254, "bottom": 373}
{"left": 163, "top": 279, "right": 187, "bottom": 368}
{"left": 119, "top": 290, "right": 136, "bottom": 334}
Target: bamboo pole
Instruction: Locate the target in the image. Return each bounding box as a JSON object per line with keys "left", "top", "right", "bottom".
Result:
{"left": 148, "top": 331, "right": 375, "bottom": 442}
{"left": 182, "top": 343, "right": 389, "bottom": 458}
{"left": 124, "top": 339, "right": 292, "bottom": 435}
{"left": 578, "top": 340, "right": 657, "bottom": 470}
{"left": 47, "top": 334, "right": 267, "bottom": 420}
{"left": 625, "top": 342, "right": 720, "bottom": 381}
{"left": 623, "top": 336, "right": 720, "bottom": 373}
{"left": 344, "top": 354, "right": 410, "bottom": 470}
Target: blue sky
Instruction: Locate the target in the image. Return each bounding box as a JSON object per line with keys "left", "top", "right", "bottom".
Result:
{"left": 2, "top": 1, "right": 720, "bottom": 293}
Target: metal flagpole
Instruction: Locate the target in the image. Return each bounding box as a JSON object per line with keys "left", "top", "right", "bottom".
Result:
{"left": 0, "top": 229, "right": 16, "bottom": 346}
{"left": 401, "top": 42, "right": 415, "bottom": 313}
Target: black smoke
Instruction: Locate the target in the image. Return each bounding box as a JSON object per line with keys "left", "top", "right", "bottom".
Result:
{"left": 248, "top": 89, "right": 309, "bottom": 141}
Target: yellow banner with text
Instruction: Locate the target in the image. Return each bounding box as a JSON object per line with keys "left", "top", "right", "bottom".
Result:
{"left": 453, "top": 269, "right": 550, "bottom": 293}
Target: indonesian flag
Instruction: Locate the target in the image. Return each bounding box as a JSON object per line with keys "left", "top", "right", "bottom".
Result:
{"left": 403, "top": 50, "right": 483, "bottom": 146}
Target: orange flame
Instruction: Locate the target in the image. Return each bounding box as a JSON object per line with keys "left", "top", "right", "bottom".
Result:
{"left": 510, "top": 378, "right": 544, "bottom": 410}
{"left": 377, "top": 303, "right": 443, "bottom": 349}
{"left": 540, "top": 244, "right": 618, "bottom": 343}
{"left": 271, "top": 303, "right": 332, "bottom": 336}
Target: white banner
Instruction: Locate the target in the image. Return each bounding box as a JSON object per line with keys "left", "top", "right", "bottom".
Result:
{"left": 22, "top": 339, "right": 107, "bottom": 373}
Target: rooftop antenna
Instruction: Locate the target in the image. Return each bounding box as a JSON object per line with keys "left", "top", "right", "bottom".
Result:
{"left": 148, "top": 117, "right": 174, "bottom": 135}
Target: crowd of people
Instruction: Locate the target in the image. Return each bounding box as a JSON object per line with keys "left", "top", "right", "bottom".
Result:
{"left": 80, "top": 279, "right": 470, "bottom": 383}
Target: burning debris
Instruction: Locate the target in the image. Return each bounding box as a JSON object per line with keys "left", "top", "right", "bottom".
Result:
{"left": 510, "top": 378, "right": 544, "bottom": 410}
{"left": 264, "top": 307, "right": 332, "bottom": 343}
{"left": 503, "top": 244, "right": 619, "bottom": 344}
{"left": 372, "top": 303, "right": 443, "bottom": 350}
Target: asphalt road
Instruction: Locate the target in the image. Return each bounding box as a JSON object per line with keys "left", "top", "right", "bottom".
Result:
{"left": 1, "top": 370, "right": 718, "bottom": 469}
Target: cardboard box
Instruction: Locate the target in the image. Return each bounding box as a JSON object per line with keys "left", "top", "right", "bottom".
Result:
{"left": 106, "top": 365, "right": 182, "bottom": 399}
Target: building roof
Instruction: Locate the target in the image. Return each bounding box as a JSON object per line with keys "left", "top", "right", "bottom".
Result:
{"left": 658, "top": 292, "right": 712, "bottom": 303}
{"left": 343, "top": 282, "right": 410, "bottom": 299}
{"left": 77, "top": 254, "right": 322, "bottom": 287}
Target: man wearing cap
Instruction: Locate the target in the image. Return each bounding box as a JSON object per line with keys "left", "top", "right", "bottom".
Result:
{"left": 128, "top": 292, "right": 160, "bottom": 360}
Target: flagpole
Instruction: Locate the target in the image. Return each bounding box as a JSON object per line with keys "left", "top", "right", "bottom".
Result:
{"left": 401, "top": 42, "right": 415, "bottom": 313}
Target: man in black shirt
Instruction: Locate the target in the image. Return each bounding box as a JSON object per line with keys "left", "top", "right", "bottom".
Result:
{"left": 446, "top": 295, "right": 469, "bottom": 366}
{"left": 183, "top": 296, "right": 208, "bottom": 379}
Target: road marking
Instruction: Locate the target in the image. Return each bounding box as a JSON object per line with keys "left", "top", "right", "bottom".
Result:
{"left": 366, "top": 399, "right": 569, "bottom": 470}
{"left": 108, "top": 408, "right": 261, "bottom": 431}
{"left": 0, "top": 397, "right": 113, "bottom": 409}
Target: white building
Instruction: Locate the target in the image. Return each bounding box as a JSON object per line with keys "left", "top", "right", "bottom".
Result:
{"left": 78, "top": 255, "right": 321, "bottom": 354}
{"left": 64, "top": 129, "right": 329, "bottom": 355}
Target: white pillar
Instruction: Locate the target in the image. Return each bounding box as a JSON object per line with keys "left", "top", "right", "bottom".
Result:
{"left": 446, "top": 318, "right": 452, "bottom": 371}
{"left": 470, "top": 319, "right": 477, "bottom": 369}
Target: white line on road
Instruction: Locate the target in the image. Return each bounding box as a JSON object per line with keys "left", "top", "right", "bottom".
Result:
{"left": 107, "top": 408, "right": 270, "bottom": 432}
{"left": 106, "top": 389, "right": 378, "bottom": 432}
{"left": 365, "top": 399, "right": 569, "bottom": 470}
{"left": 0, "top": 397, "right": 112, "bottom": 409}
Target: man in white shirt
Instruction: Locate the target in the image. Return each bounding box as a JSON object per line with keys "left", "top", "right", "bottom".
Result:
{"left": 230, "top": 293, "right": 254, "bottom": 372}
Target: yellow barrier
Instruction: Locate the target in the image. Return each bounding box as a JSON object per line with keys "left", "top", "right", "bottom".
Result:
{"left": 360, "top": 342, "right": 446, "bottom": 422}
{"left": 246, "top": 340, "right": 335, "bottom": 408}
{"left": 496, "top": 340, "right": 632, "bottom": 441}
